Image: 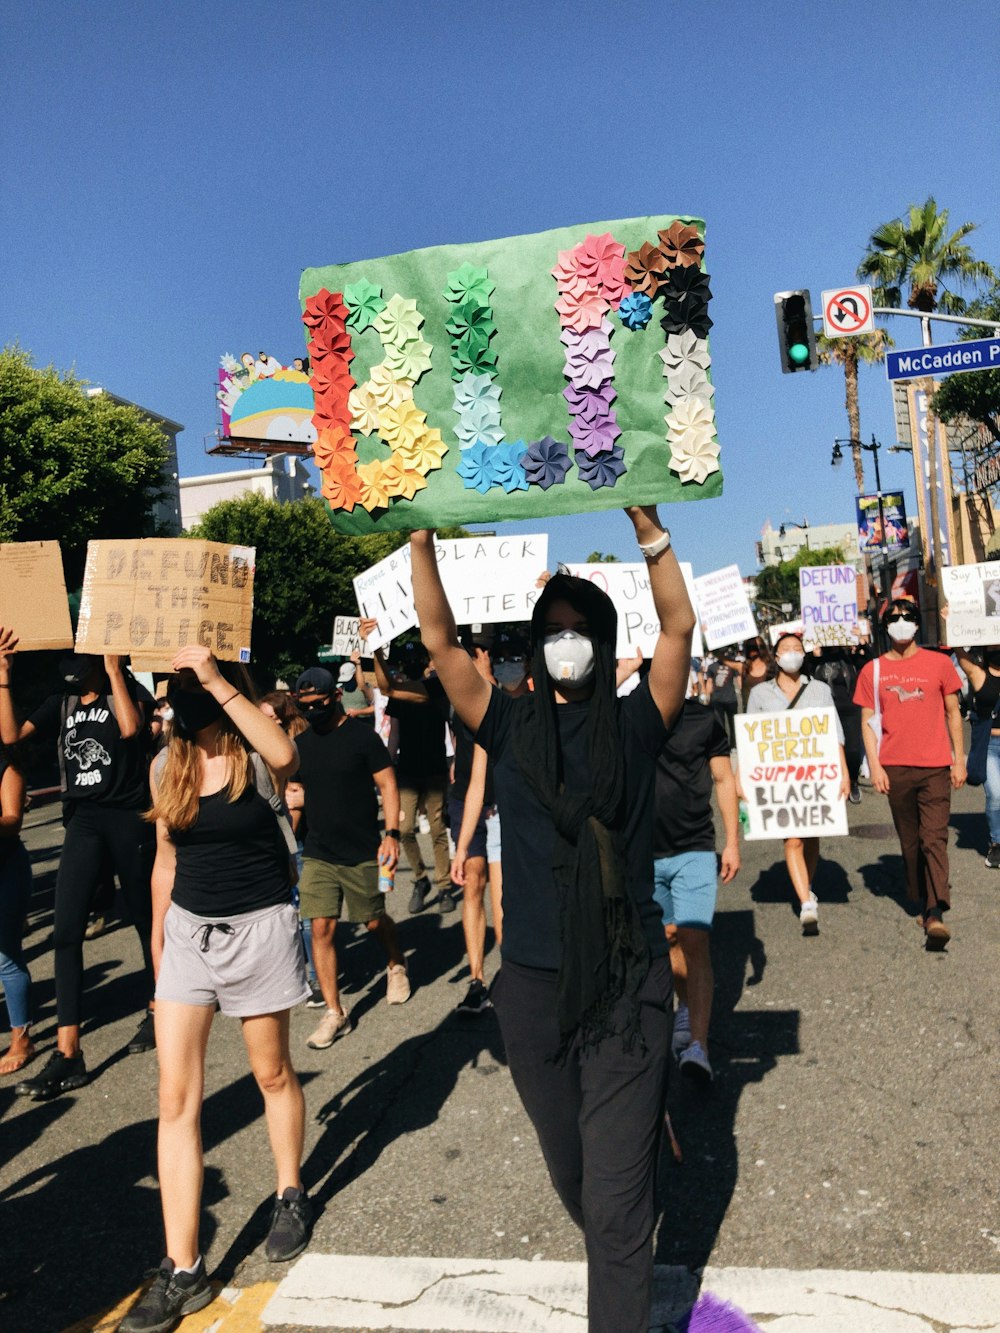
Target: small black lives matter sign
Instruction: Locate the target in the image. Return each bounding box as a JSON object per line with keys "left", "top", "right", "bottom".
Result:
{"left": 75, "top": 539, "right": 256, "bottom": 670}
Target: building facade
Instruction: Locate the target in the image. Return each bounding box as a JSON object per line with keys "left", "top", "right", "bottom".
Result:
{"left": 179, "top": 453, "right": 313, "bottom": 530}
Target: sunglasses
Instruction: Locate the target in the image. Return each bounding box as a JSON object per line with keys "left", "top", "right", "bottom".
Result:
{"left": 886, "top": 612, "right": 918, "bottom": 624}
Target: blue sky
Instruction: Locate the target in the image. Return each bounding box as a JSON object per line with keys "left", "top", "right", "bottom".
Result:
{"left": 3, "top": 1, "right": 998, "bottom": 577}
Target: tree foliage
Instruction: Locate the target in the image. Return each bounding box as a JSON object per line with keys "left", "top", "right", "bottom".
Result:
{"left": 585, "top": 550, "right": 620, "bottom": 563}
{"left": 816, "top": 330, "right": 892, "bottom": 491}
{"left": 754, "top": 546, "right": 850, "bottom": 615}
{"left": 0, "top": 345, "right": 170, "bottom": 584}
{"left": 857, "top": 197, "right": 995, "bottom": 313}
{"left": 933, "top": 284, "right": 1000, "bottom": 444}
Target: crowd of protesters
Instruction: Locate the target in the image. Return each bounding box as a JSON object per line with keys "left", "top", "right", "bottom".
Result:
{"left": 0, "top": 506, "right": 989, "bottom": 1333}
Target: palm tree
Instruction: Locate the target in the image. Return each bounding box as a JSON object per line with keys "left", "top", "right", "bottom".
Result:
{"left": 858, "top": 196, "right": 995, "bottom": 313}
{"left": 817, "top": 329, "right": 892, "bottom": 491}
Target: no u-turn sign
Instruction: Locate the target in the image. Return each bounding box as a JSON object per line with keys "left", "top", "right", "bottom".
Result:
{"left": 822, "top": 286, "right": 874, "bottom": 337}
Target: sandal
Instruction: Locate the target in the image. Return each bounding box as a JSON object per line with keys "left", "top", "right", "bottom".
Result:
{"left": 0, "top": 1034, "right": 36, "bottom": 1076}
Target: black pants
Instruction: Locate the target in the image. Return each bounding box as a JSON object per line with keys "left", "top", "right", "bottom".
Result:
{"left": 711, "top": 700, "right": 737, "bottom": 750}
{"left": 54, "top": 802, "right": 155, "bottom": 1027}
{"left": 492, "top": 957, "right": 672, "bottom": 1333}
{"left": 838, "top": 702, "right": 863, "bottom": 785}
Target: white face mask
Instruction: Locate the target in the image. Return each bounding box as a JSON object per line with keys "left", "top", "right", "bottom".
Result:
{"left": 543, "top": 630, "right": 595, "bottom": 686}
{"left": 887, "top": 620, "right": 918, "bottom": 644}
{"left": 494, "top": 661, "right": 527, "bottom": 690}
{"left": 777, "top": 651, "right": 804, "bottom": 674}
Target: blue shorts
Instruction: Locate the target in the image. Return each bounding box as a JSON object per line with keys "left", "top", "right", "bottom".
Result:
{"left": 448, "top": 795, "right": 487, "bottom": 861}
{"left": 485, "top": 808, "right": 502, "bottom": 863}
{"left": 653, "top": 850, "right": 718, "bottom": 930}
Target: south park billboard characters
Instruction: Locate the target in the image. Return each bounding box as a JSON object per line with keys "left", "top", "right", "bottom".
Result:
{"left": 299, "top": 214, "right": 721, "bottom": 532}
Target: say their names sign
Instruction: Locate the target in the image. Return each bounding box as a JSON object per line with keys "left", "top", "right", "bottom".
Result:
{"left": 0, "top": 541, "right": 74, "bottom": 651}
{"left": 941, "top": 561, "right": 1000, "bottom": 645}
{"left": 736, "top": 706, "right": 847, "bottom": 840}
{"left": 563, "top": 562, "right": 703, "bottom": 658}
{"left": 354, "top": 535, "right": 549, "bottom": 653}
{"left": 799, "top": 564, "right": 858, "bottom": 645}
{"left": 693, "top": 564, "right": 757, "bottom": 651}
{"left": 75, "top": 539, "right": 255, "bottom": 670}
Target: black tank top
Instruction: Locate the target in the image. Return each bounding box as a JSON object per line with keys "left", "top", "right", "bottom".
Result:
{"left": 0, "top": 754, "right": 24, "bottom": 864}
{"left": 973, "top": 670, "right": 1000, "bottom": 722}
{"left": 170, "top": 785, "right": 291, "bottom": 917}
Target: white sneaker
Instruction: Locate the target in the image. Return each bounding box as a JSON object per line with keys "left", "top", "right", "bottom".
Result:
{"left": 678, "top": 1040, "right": 713, "bottom": 1083}
{"left": 800, "top": 893, "right": 819, "bottom": 936}
{"left": 306, "top": 1008, "right": 350, "bottom": 1048}
{"left": 386, "top": 963, "right": 411, "bottom": 1005}
{"left": 671, "top": 1002, "right": 692, "bottom": 1057}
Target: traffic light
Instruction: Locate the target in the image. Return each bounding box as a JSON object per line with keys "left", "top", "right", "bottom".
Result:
{"left": 774, "top": 290, "right": 818, "bottom": 373}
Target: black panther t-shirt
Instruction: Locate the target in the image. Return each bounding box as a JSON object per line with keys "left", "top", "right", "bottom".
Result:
{"left": 296, "top": 717, "right": 394, "bottom": 865}
{"left": 474, "top": 679, "right": 669, "bottom": 970}
{"left": 654, "top": 699, "right": 731, "bottom": 857}
{"left": 29, "top": 685, "right": 154, "bottom": 809}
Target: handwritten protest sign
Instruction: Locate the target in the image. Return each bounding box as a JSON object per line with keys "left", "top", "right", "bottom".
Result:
{"left": 736, "top": 706, "right": 847, "bottom": 840}
{"left": 941, "top": 561, "right": 1000, "bottom": 645}
{"left": 300, "top": 214, "right": 722, "bottom": 534}
{"left": 332, "top": 616, "right": 362, "bottom": 657}
{"left": 693, "top": 564, "right": 756, "bottom": 650}
{"left": 563, "top": 561, "right": 703, "bottom": 658}
{"left": 354, "top": 534, "right": 549, "bottom": 653}
{"left": 799, "top": 564, "right": 858, "bottom": 646}
{"left": 76, "top": 539, "right": 255, "bottom": 671}
{"left": 0, "top": 541, "right": 74, "bottom": 651}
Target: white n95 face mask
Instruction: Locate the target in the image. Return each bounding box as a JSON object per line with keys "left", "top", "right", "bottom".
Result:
{"left": 887, "top": 620, "right": 918, "bottom": 644}
{"left": 543, "top": 630, "right": 595, "bottom": 685}
{"left": 777, "top": 651, "right": 804, "bottom": 673}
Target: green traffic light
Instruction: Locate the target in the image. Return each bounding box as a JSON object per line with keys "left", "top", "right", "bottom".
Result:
{"left": 789, "top": 342, "right": 809, "bottom": 365}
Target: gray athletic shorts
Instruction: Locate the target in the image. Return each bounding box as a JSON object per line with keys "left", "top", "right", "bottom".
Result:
{"left": 156, "top": 900, "right": 311, "bottom": 1017}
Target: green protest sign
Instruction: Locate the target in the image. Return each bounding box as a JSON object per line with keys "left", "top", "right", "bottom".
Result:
{"left": 299, "top": 214, "right": 721, "bottom": 533}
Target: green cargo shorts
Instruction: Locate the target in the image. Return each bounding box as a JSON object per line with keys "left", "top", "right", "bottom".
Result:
{"left": 298, "top": 858, "right": 383, "bottom": 923}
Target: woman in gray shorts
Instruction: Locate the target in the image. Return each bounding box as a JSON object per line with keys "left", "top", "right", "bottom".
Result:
{"left": 119, "top": 645, "right": 310, "bottom": 1333}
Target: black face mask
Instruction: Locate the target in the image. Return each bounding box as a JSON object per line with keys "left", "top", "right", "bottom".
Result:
{"left": 301, "top": 698, "right": 339, "bottom": 728}
{"left": 169, "top": 689, "right": 224, "bottom": 736}
{"left": 60, "top": 655, "right": 97, "bottom": 692}
{"left": 987, "top": 652, "right": 1000, "bottom": 670}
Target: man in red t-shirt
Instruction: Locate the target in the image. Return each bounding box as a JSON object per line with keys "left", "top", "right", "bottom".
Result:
{"left": 854, "top": 599, "right": 965, "bottom": 948}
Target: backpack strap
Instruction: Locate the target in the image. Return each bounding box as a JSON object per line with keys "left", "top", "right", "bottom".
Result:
{"left": 249, "top": 752, "right": 299, "bottom": 857}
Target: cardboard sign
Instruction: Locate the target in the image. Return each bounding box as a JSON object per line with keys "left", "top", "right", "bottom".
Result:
{"left": 300, "top": 214, "right": 721, "bottom": 535}
{"left": 941, "top": 561, "right": 1000, "bottom": 645}
{"left": 332, "top": 616, "right": 362, "bottom": 657}
{"left": 0, "top": 541, "right": 74, "bottom": 651}
{"left": 799, "top": 564, "right": 858, "bottom": 646}
{"left": 563, "top": 561, "right": 703, "bottom": 659}
{"left": 76, "top": 539, "right": 256, "bottom": 671}
{"left": 736, "top": 706, "right": 847, "bottom": 840}
{"left": 354, "top": 534, "right": 549, "bottom": 653}
{"left": 693, "top": 564, "right": 757, "bottom": 651}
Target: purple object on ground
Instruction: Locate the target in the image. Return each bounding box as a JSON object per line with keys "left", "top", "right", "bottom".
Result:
{"left": 677, "top": 1290, "right": 763, "bottom": 1332}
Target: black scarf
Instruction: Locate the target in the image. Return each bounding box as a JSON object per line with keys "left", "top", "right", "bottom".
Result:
{"left": 512, "top": 575, "right": 650, "bottom": 1060}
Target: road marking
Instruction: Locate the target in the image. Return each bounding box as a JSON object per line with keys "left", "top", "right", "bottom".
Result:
{"left": 66, "top": 1281, "right": 278, "bottom": 1333}
{"left": 262, "top": 1256, "right": 1000, "bottom": 1332}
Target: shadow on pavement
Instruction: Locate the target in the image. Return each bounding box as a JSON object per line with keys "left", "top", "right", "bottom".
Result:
{"left": 655, "top": 906, "right": 798, "bottom": 1272}
{"left": 950, "top": 810, "right": 988, "bottom": 856}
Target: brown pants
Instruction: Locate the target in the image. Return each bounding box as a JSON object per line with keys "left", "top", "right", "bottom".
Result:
{"left": 884, "top": 765, "right": 952, "bottom": 913}
{"left": 399, "top": 783, "right": 451, "bottom": 892}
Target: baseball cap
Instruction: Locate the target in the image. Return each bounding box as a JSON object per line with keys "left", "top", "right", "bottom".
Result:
{"left": 337, "top": 662, "right": 356, "bottom": 685}
{"left": 295, "top": 667, "right": 336, "bottom": 695}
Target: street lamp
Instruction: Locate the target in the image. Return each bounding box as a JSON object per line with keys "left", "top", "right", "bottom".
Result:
{"left": 833, "top": 434, "right": 887, "bottom": 555}
{"left": 778, "top": 519, "right": 810, "bottom": 550}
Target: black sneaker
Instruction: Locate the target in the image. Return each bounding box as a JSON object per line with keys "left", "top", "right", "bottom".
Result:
{"left": 305, "top": 982, "right": 326, "bottom": 1008}
{"left": 118, "top": 1257, "right": 212, "bottom": 1332}
{"left": 128, "top": 1011, "right": 156, "bottom": 1054}
{"left": 408, "top": 876, "right": 430, "bottom": 915}
{"left": 15, "top": 1050, "right": 89, "bottom": 1100}
{"left": 456, "top": 979, "right": 491, "bottom": 1016}
{"left": 438, "top": 886, "right": 457, "bottom": 914}
{"left": 265, "top": 1186, "right": 313, "bottom": 1262}
{"left": 848, "top": 783, "right": 862, "bottom": 805}
{"left": 986, "top": 843, "right": 1000, "bottom": 870}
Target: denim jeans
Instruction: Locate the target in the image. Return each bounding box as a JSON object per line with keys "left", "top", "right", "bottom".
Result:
{"left": 985, "top": 735, "right": 1000, "bottom": 844}
{"left": 0, "top": 841, "right": 32, "bottom": 1030}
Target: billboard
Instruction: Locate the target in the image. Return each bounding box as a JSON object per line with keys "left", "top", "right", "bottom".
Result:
{"left": 856, "top": 492, "right": 909, "bottom": 556}
{"left": 217, "top": 353, "right": 316, "bottom": 446}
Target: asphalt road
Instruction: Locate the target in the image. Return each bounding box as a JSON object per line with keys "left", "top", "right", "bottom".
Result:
{"left": 2, "top": 777, "right": 999, "bottom": 1333}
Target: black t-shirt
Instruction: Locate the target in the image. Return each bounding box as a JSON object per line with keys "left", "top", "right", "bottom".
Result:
{"left": 296, "top": 717, "right": 393, "bottom": 865}
{"left": 812, "top": 656, "right": 859, "bottom": 709}
{"left": 388, "top": 676, "right": 450, "bottom": 787}
{"left": 28, "top": 684, "right": 155, "bottom": 809}
{"left": 450, "top": 708, "right": 495, "bottom": 807}
{"left": 475, "top": 679, "right": 669, "bottom": 970}
{"left": 707, "top": 660, "right": 737, "bottom": 706}
{"left": 654, "top": 699, "right": 730, "bottom": 857}
{"left": 170, "top": 785, "right": 291, "bottom": 917}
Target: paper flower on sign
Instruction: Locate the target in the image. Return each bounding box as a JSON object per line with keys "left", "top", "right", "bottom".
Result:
{"left": 308, "top": 321, "right": 354, "bottom": 361}
{"left": 381, "top": 457, "right": 428, "bottom": 502}
{"left": 551, "top": 246, "right": 585, "bottom": 289}
{"left": 444, "top": 263, "right": 495, "bottom": 306}
{"left": 396, "top": 425, "right": 448, "bottom": 475}
{"left": 454, "top": 373, "right": 502, "bottom": 413}
{"left": 379, "top": 400, "right": 428, "bottom": 449}
{"left": 660, "top": 268, "right": 713, "bottom": 337}
{"left": 383, "top": 337, "right": 432, "bottom": 383}
{"left": 303, "top": 289, "right": 349, "bottom": 329}
{"left": 347, "top": 384, "right": 381, "bottom": 436}
{"left": 455, "top": 401, "right": 503, "bottom": 447}
{"left": 624, "top": 241, "right": 669, "bottom": 298}
{"left": 312, "top": 424, "right": 356, "bottom": 471}
{"left": 563, "top": 381, "right": 616, "bottom": 416}
{"left": 657, "top": 221, "right": 705, "bottom": 269}
{"left": 664, "top": 361, "right": 715, "bottom": 406}
{"left": 311, "top": 399, "right": 353, "bottom": 432}
{"left": 446, "top": 301, "right": 495, "bottom": 342}
{"left": 493, "top": 440, "right": 529, "bottom": 493}
{"left": 311, "top": 359, "right": 355, "bottom": 398}
{"left": 321, "top": 463, "right": 364, "bottom": 513}
{"left": 577, "top": 232, "right": 626, "bottom": 281}
{"left": 452, "top": 333, "right": 498, "bottom": 377}
{"left": 618, "top": 293, "right": 653, "bottom": 330}
{"left": 356, "top": 459, "right": 393, "bottom": 512}
{"left": 568, "top": 411, "right": 621, "bottom": 456}
{"left": 373, "top": 295, "right": 423, "bottom": 348}
{"left": 577, "top": 444, "right": 627, "bottom": 491}
{"left": 659, "top": 329, "right": 712, "bottom": 378}
{"left": 456, "top": 439, "right": 501, "bottom": 494}
{"left": 523, "top": 436, "right": 572, "bottom": 489}
{"left": 563, "top": 336, "right": 615, "bottom": 390}
{"left": 367, "top": 364, "right": 408, "bottom": 411}
{"left": 667, "top": 397, "right": 720, "bottom": 485}
{"left": 343, "top": 279, "right": 385, "bottom": 330}
{"left": 555, "top": 280, "right": 609, "bottom": 333}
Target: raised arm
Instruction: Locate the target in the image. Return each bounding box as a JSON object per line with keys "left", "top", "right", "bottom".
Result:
{"left": 409, "top": 530, "right": 492, "bottom": 732}
{"left": 359, "top": 619, "right": 429, "bottom": 704}
{"left": 625, "top": 507, "right": 696, "bottom": 728}
{"left": 105, "top": 655, "right": 142, "bottom": 739}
